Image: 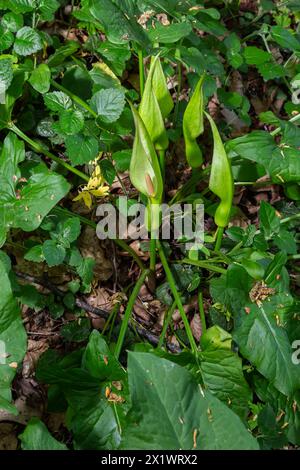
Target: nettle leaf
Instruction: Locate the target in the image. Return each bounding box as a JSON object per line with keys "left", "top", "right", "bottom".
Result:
{"left": 244, "top": 46, "right": 271, "bottom": 65}
{"left": 121, "top": 353, "right": 259, "bottom": 450}
{"left": 0, "top": 133, "right": 70, "bottom": 247}
{"left": 233, "top": 301, "right": 300, "bottom": 397}
{"left": 148, "top": 21, "right": 192, "bottom": 44}
{"left": 90, "top": 88, "right": 125, "bottom": 123}
{"left": 42, "top": 240, "right": 66, "bottom": 267}
{"left": 59, "top": 109, "right": 85, "bottom": 135}
{"left": 183, "top": 75, "right": 204, "bottom": 168}
{"left": 44, "top": 91, "right": 72, "bottom": 113}
{"left": 19, "top": 418, "right": 68, "bottom": 450}
{"left": 65, "top": 134, "right": 99, "bottom": 165}
{"left": 0, "top": 258, "right": 27, "bottom": 413}
{"left": 14, "top": 27, "right": 43, "bottom": 56}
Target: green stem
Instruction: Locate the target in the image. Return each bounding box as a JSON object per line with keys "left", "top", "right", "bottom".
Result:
{"left": 215, "top": 227, "right": 224, "bottom": 252}
{"left": 52, "top": 206, "right": 146, "bottom": 271}
{"left": 138, "top": 48, "right": 145, "bottom": 97}
{"left": 270, "top": 113, "right": 300, "bottom": 137}
{"left": 158, "top": 149, "right": 166, "bottom": 181}
{"left": 156, "top": 241, "right": 198, "bottom": 354}
{"left": 150, "top": 237, "right": 156, "bottom": 272}
{"left": 8, "top": 123, "right": 89, "bottom": 182}
{"left": 51, "top": 80, "right": 97, "bottom": 118}
{"left": 198, "top": 291, "right": 207, "bottom": 335}
{"left": 181, "top": 258, "right": 227, "bottom": 275}
{"left": 115, "top": 269, "right": 150, "bottom": 359}
{"left": 157, "top": 300, "right": 177, "bottom": 349}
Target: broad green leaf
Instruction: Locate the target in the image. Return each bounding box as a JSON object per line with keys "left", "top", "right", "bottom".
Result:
{"left": 148, "top": 21, "right": 192, "bottom": 44}
{"left": 5, "top": 0, "right": 35, "bottom": 14}
{"left": 89, "top": 0, "right": 150, "bottom": 47}
{"left": 244, "top": 46, "right": 271, "bottom": 65}
{"left": 28, "top": 64, "right": 51, "bottom": 94}
{"left": 59, "top": 109, "right": 84, "bottom": 135}
{"left": 90, "top": 88, "right": 125, "bottom": 123}
{"left": 233, "top": 301, "right": 300, "bottom": 397}
{"left": 139, "top": 57, "right": 169, "bottom": 151}
{"left": 13, "top": 27, "right": 42, "bottom": 56}
{"left": 206, "top": 112, "right": 234, "bottom": 228}
{"left": 19, "top": 418, "right": 68, "bottom": 450}
{"left": 55, "top": 217, "right": 81, "bottom": 246}
{"left": 199, "top": 347, "right": 253, "bottom": 420}
{"left": 121, "top": 353, "right": 259, "bottom": 450}
{"left": 47, "top": 41, "right": 80, "bottom": 67}
{"left": 271, "top": 25, "right": 300, "bottom": 51}
{"left": 129, "top": 103, "right": 163, "bottom": 200}
{"left": 0, "top": 259, "right": 27, "bottom": 412}
{"left": 0, "top": 26, "right": 14, "bottom": 52}
{"left": 65, "top": 134, "right": 99, "bottom": 165}
{"left": 264, "top": 252, "right": 287, "bottom": 284}
{"left": 0, "top": 134, "right": 70, "bottom": 246}
{"left": 1, "top": 12, "right": 23, "bottom": 32}
{"left": 113, "top": 149, "right": 132, "bottom": 172}
{"left": 0, "top": 59, "right": 13, "bottom": 93}
{"left": 82, "top": 331, "right": 125, "bottom": 381}
{"left": 259, "top": 201, "right": 281, "bottom": 238}
{"left": 0, "top": 70, "right": 26, "bottom": 130}
{"left": 183, "top": 75, "right": 204, "bottom": 168}
{"left": 97, "top": 41, "right": 131, "bottom": 76}
{"left": 44, "top": 91, "right": 72, "bottom": 113}
{"left": 38, "top": 0, "right": 60, "bottom": 21}
{"left": 99, "top": 159, "right": 116, "bottom": 185}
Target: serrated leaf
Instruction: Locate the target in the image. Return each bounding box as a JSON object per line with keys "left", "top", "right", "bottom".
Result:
{"left": 42, "top": 240, "right": 66, "bottom": 267}
{"left": 65, "top": 134, "right": 99, "bottom": 165}
{"left": 90, "top": 88, "right": 125, "bottom": 123}
{"left": 59, "top": 109, "right": 84, "bottom": 135}
{"left": 44, "top": 91, "right": 72, "bottom": 113}
{"left": 14, "top": 26, "right": 42, "bottom": 56}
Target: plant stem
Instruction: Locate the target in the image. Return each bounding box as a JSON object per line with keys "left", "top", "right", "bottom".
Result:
{"left": 156, "top": 241, "right": 198, "bottom": 354}
{"left": 158, "top": 149, "right": 166, "bottom": 181}
{"left": 181, "top": 258, "right": 227, "bottom": 275}
{"left": 157, "top": 300, "right": 177, "bottom": 349}
{"left": 150, "top": 238, "right": 156, "bottom": 272}
{"left": 51, "top": 80, "right": 97, "bottom": 118}
{"left": 115, "top": 269, "right": 150, "bottom": 359}
{"left": 215, "top": 227, "right": 224, "bottom": 252}
{"left": 138, "top": 48, "right": 145, "bottom": 97}
{"left": 270, "top": 113, "right": 300, "bottom": 137}
{"left": 8, "top": 123, "right": 89, "bottom": 182}
{"left": 198, "top": 291, "right": 207, "bottom": 335}
{"left": 52, "top": 206, "right": 146, "bottom": 271}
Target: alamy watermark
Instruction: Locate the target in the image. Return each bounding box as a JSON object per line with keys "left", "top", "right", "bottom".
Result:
{"left": 95, "top": 198, "right": 204, "bottom": 250}
{"left": 292, "top": 340, "right": 300, "bottom": 365}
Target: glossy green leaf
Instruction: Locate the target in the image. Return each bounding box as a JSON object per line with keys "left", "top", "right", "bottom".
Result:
{"left": 121, "top": 353, "right": 259, "bottom": 450}
{"left": 129, "top": 103, "right": 163, "bottom": 200}
{"left": 59, "top": 109, "right": 84, "bottom": 135}
{"left": 19, "top": 418, "right": 68, "bottom": 450}
{"left": 183, "top": 75, "right": 205, "bottom": 168}
{"left": 233, "top": 301, "right": 300, "bottom": 397}
{"left": 148, "top": 21, "right": 192, "bottom": 44}
{"left": 206, "top": 112, "right": 234, "bottom": 228}
{"left": 0, "top": 258, "right": 27, "bottom": 413}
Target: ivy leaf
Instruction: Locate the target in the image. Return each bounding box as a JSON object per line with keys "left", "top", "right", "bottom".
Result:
{"left": 28, "top": 64, "right": 51, "bottom": 94}
{"left": 121, "top": 353, "right": 259, "bottom": 450}
{"left": 90, "top": 88, "right": 125, "bottom": 123}
{"left": 19, "top": 418, "right": 68, "bottom": 450}
{"left": 14, "top": 26, "right": 42, "bottom": 56}
{"left": 65, "top": 134, "right": 99, "bottom": 165}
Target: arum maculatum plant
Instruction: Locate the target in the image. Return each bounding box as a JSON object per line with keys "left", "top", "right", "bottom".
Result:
{"left": 128, "top": 58, "right": 234, "bottom": 355}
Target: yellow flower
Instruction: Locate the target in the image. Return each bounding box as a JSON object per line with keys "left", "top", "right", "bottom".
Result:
{"left": 73, "top": 165, "right": 110, "bottom": 209}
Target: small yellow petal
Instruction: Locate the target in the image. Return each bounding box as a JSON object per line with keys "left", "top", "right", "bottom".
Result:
{"left": 82, "top": 191, "right": 92, "bottom": 209}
